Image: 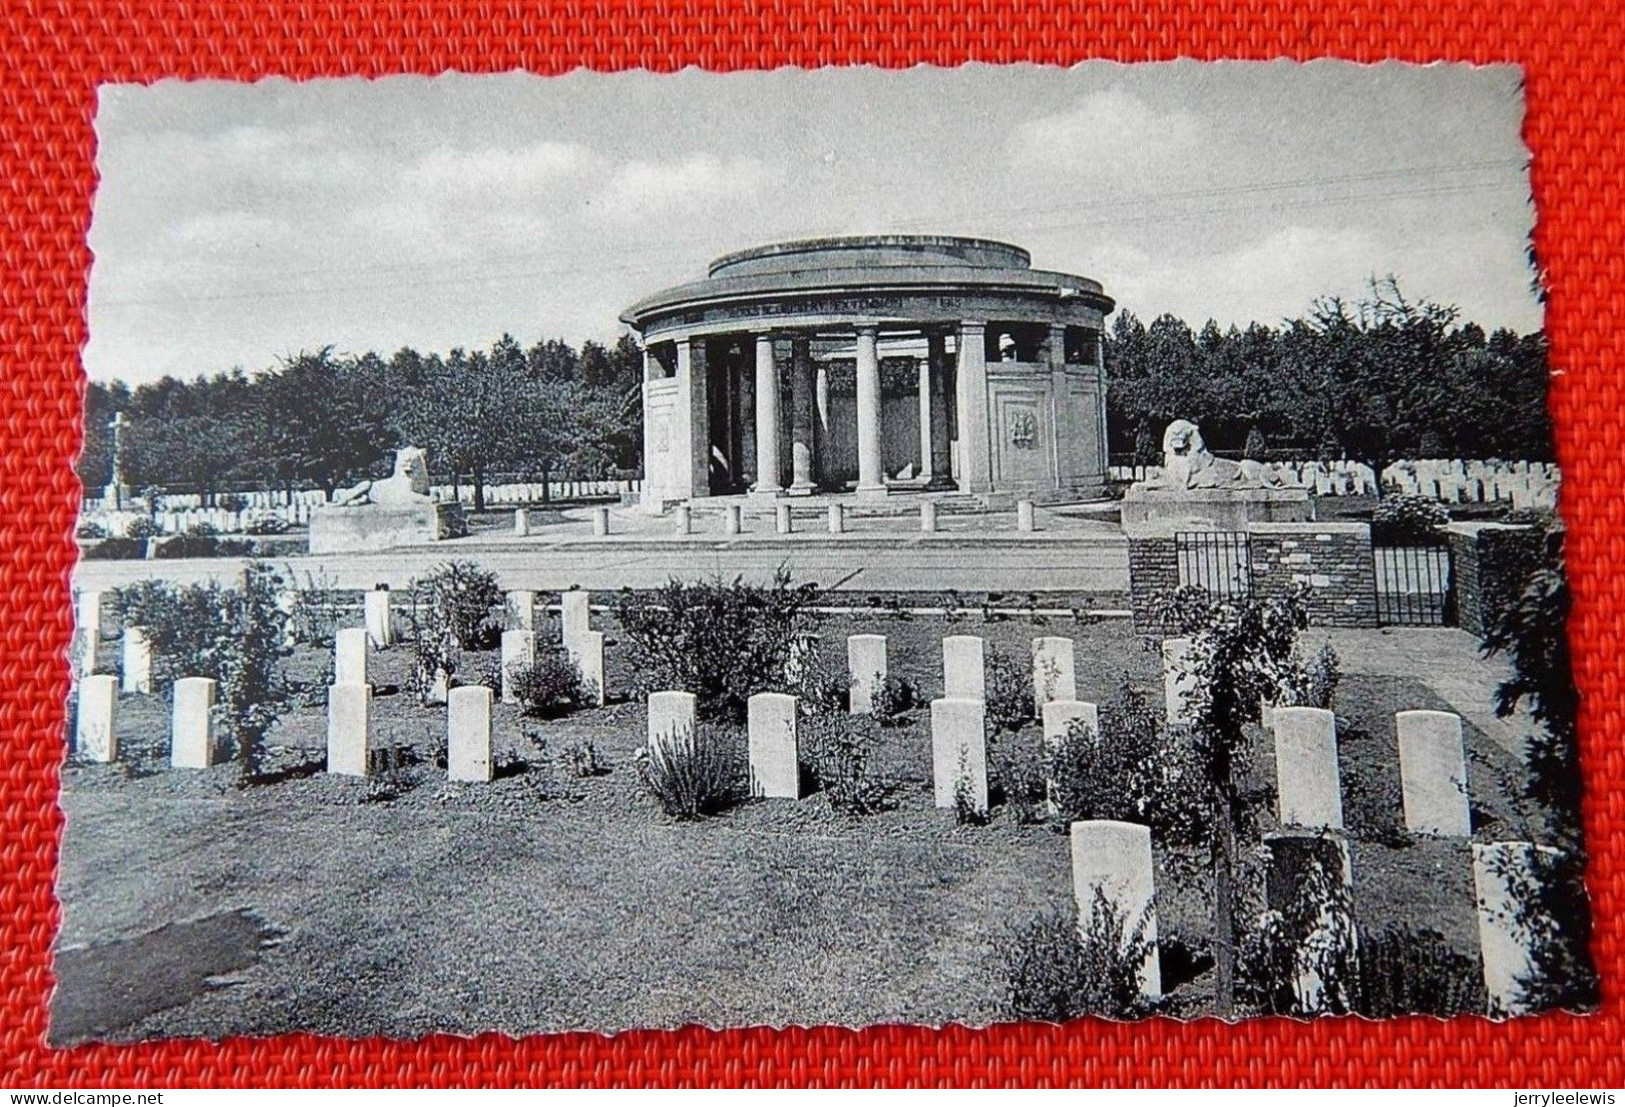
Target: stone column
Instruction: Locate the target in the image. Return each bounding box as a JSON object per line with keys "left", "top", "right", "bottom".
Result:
{"left": 1047, "top": 323, "right": 1068, "bottom": 490}
{"left": 675, "top": 336, "right": 710, "bottom": 500}
{"left": 916, "top": 354, "right": 933, "bottom": 483}
{"left": 788, "top": 336, "right": 817, "bottom": 495}
{"left": 753, "top": 333, "right": 782, "bottom": 495}
{"left": 854, "top": 325, "right": 885, "bottom": 495}
{"left": 955, "top": 322, "right": 991, "bottom": 492}
{"left": 927, "top": 332, "right": 953, "bottom": 488}
{"left": 815, "top": 362, "right": 831, "bottom": 486}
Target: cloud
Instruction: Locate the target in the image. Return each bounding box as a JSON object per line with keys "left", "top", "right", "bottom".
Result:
{"left": 1009, "top": 89, "right": 1205, "bottom": 176}
{"left": 404, "top": 141, "right": 595, "bottom": 202}
{"left": 592, "top": 154, "right": 770, "bottom": 223}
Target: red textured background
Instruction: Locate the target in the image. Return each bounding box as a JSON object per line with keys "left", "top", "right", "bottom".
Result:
{"left": 1, "top": 0, "right": 1619, "bottom": 1087}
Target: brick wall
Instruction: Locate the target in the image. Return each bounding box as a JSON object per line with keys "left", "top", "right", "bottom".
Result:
{"left": 1126, "top": 534, "right": 1178, "bottom": 632}
{"left": 1447, "top": 522, "right": 1542, "bottom": 638}
{"left": 1246, "top": 523, "right": 1379, "bottom": 627}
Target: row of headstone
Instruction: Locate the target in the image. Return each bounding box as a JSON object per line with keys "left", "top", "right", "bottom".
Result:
{"left": 324, "top": 680, "right": 495, "bottom": 782}
{"left": 1162, "top": 639, "right": 1473, "bottom": 837}
{"left": 1382, "top": 459, "right": 1561, "bottom": 509}
{"left": 448, "top": 479, "right": 642, "bottom": 506}
{"left": 75, "top": 672, "right": 221, "bottom": 768}
{"left": 845, "top": 632, "right": 1079, "bottom": 718}
{"left": 154, "top": 489, "right": 327, "bottom": 511}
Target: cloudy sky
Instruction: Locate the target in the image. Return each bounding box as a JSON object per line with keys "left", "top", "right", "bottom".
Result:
{"left": 85, "top": 62, "right": 1537, "bottom": 384}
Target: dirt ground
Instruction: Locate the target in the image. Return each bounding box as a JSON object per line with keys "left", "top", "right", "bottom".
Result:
{"left": 53, "top": 612, "right": 1531, "bottom": 1042}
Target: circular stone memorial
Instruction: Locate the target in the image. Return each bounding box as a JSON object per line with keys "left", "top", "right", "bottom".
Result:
{"left": 620, "top": 235, "right": 1115, "bottom": 509}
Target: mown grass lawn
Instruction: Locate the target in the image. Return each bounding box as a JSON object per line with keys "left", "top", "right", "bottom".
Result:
{"left": 54, "top": 613, "right": 1528, "bottom": 1042}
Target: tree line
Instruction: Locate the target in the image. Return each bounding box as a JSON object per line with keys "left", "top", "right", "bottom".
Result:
{"left": 1104, "top": 278, "right": 1553, "bottom": 474}
{"left": 81, "top": 334, "right": 645, "bottom": 511}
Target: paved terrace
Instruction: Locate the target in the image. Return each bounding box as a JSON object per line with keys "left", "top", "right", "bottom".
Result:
{"left": 71, "top": 502, "right": 1131, "bottom": 596}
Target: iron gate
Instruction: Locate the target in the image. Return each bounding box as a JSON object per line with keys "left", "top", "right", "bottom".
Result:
{"left": 1175, "top": 531, "right": 1252, "bottom": 598}
{"left": 1372, "top": 540, "right": 1454, "bottom": 626}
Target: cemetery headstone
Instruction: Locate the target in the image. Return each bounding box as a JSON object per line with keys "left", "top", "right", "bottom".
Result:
{"left": 75, "top": 674, "right": 118, "bottom": 763}
{"left": 1273, "top": 706, "right": 1344, "bottom": 829}
{"left": 326, "top": 682, "right": 372, "bottom": 776}
{"left": 364, "top": 588, "right": 393, "bottom": 648}
{"left": 75, "top": 590, "right": 101, "bottom": 678}
{"left": 748, "top": 691, "right": 801, "bottom": 799}
{"left": 170, "top": 676, "right": 218, "bottom": 769}
{"left": 568, "top": 630, "right": 606, "bottom": 706}
{"left": 1472, "top": 841, "right": 1564, "bottom": 1018}
{"left": 500, "top": 629, "right": 537, "bottom": 705}
{"left": 847, "top": 633, "right": 887, "bottom": 714}
{"left": 1396, "top": 709, "right": 1471, "bottom": 836}
{"left": 1069, "top": 819, "right": 1161, "bottom": 999}
{"left": 447, "top": 685, "right": 493, "bottom": 783}
{"left": 121, "top": 626, "right": 152, "bottom": 694}
{"left": 941, "top": 634, "right": 985, "bottom": 700}
{"left": 560, "top": 590, "right": 591, "bottom": 652}
{"left": 930, "top": 697, "right": 988, "bottom": 815}
{"left": 514, "top": 508, "right": 530, "bottom": 536}
{"left": 1264, "top": 832, "right": 1359, "bottom": 1015}
{"left": 508, "top": 590, "right": 537, "bottom": 632}
{"left": 1032, "top": 636, "right": 1077, "bottom": 714}
{"left": 647, "top": 690, "right": 697, "bottom": 753}
{"left": 1162, "top": 636, "right": 1198, "bottom": 725}
{"left": 334, "top": 627, "right": 369, "bottom": 687}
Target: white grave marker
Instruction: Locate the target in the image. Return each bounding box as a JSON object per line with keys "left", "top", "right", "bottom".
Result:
{"left": 1396, "top": 709, "right": 1471, "bottom": 836}
{"left": 930, "top": 697, "right": 988, "bottom": 815}
{"left": 1273, "top": 706, "right": 1344, "bottom": 830}
{"left": 500, "top": 629, "right": 536, "bottom": 705}
{"left": 847, "top": 634, "right": 887, "bottom": 714}
{"left": 1070, "top": 819, "right": 1161, "bottom": 999}
{"left": 941, "top": 635, "right": 985, "bottom": 700}
{"left": 447, "top": 685, "right": 493, "bottom": 783}
{"left": 121, "top": 626, "right": 152, "bottom": 694}
{"left": 75, "top": 674, "right": 118, "bottom": 763}
{"left": 748, "top": 691, "right": 801, "bottom": 799}
{"left": 1032, "top": 636, "right": 1076, "bottom": 714}
{"left": 326, "top": 683, "right": 371, "bottom": 776}
{"left": 334, "top": 627, "right": 369, "bottom": 687}
{"left": 170, "top": 676, "right": 218, "bottom": 768}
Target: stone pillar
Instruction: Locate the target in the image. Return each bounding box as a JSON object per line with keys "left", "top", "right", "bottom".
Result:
{"left": 1017, "top": 500, "right": 1036, "bottom": 532}
{"left": 363, "top": 588, "right": 393, "bottom": 648}
{"left": 723, "top": 503, "right": 742, "bottom": 535}
{"left": 753, "top": 334, "right": 782, "bottom": 495}
{"left": 931, "top": 697, "right": 988, "bottom": 814}
{"left": 1273, "top": 706, "right": 1344, "bottom": 829}
{"left": 788, "top": 337, "right": 817, "bottom": 496}
{"left": 1047, "top": 323, "right": 1069, "bottom": 490}
{"left": 748, "top": 691, "right": 801, "bottom": 799}
{"left": 592, "top": 507, "right": 610, "bottom": 536}
{"left": 955, "top": 322, "right": 991, "bottom": 492}
{"left": 942, "top": 634, "right": 985, "bottom": 700}
{"left": 815, "top": 363, "right": 831, "bottom": 486}
{"left": 827, "top": 503, "right": 844, "bottom": 534}
{"left": 775, "top": 503, "right": 793, "bottom": 534}
{"left": 326, "top": 683, "right": 371, "bottom": 776}
{"left": 920, "top": 501, "right": 937, "bottom": 532}
{"left": 847, "top": 633, "right": 887, "bottom": 714}
{"left": 916, "top": 355, "right": 933, "bottom": 482}
{"left": 334, "top": 627, "right": 369, "bottom": 687}
{"left": 76, "top": 674, "right": 118, "bottom": 763}
{"left": 121, "top": 626, "right": 152, "bottom": 694}
{"left": 1396, "top": 710, "right": 1471, "bottom": 836}
{"left": 1032, "top": 636, "right": 1077, "bottom": 713}
{"left": 1070, "top": 820, "right": 1161, "bottom": 999}
{"left": 854, "top": 325, "right": 886, "bottom": 495}
{"left": 171, "top": 676, "right": 218, "bottom": 768}
{"left": 648, "top": 690, "right": 697, "bottom": 753}
{"left": 447, "top": 685, "right": 493, "bottom": 783}
{"left": 673, "top": 504, "right": 692, "bottom": 535}
{"left": 927, "top": 332, "right": 953, "bottom": 487}
{"left": 514, "top": 508, "right": 529, "bottom": 536}
{"left": 676, "top": 336, "right": 710, "bottom": 500}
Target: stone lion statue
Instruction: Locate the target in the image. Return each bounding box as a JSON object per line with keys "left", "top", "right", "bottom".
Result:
{"left": 1150, "top": 420, "right": 1291, "bottom": 490}
{"left": 333, "top": 446, "right": 434, "bottom": 506}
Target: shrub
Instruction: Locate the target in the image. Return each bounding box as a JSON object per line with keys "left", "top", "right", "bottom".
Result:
{"left": 1046, "top": 679, "right": 1208, "bottom": 848}
{"left": 243, "top": 510, "right": 291, "bottom": 536}
{"left": 799, "top": 712, "right": 893, "bottom": 815}
{"left": 869, "top": 672, "right": 920, "bottom": 725}
{"left": 1353, "top": 925, "right": 1486, "bottom": 1018}
{"left": 563, "top": 740, "right": 609, "bottom": 778}
{"left": 1371, "top": 493, "right": 1449, "bottom": 542}
{"left": 283, "top": 567, "right": 349, "bottom": 647}
{"left": 124, "top": 517, "right": 161, "bottom": 540}
{"left": 985, "top": 644, "right": 1034, "bottom": 733}
{"left": 405, "top": 561, "right": 503, "bottom": 698}
{"left": 610, "top": 568, "right": 824, "bottom": 722}
{"left": 1243, "top": 426, "right": 1267, "bottom": 461}
{"left": 1001, "top": 892, "right": 1156, "bottom": 1022}
{"left": 794, "top": 637, "right": 849, "bottom": 716}
{"left": 81, "top": 537, "right": 145, "bottom": 560}
{"left": 111, "top": 562, "right": 290, "bottom": 778}
{"left": 218, "top": 493, "right": 248, "bottom": 512}
{"left": 635, "top": 722, "right": 746, "bottom": 819}
{"left": 1276, "top": 642, "right": 1341, "bottom": 710}
{"left": 508, "top": 651, "right": 590, "bottom": 718}
{"left": 987, "top": 729, "right": 1047, "bottom": 824}
{"left": 953, "top": 749, "right": 989, "bottom": 826}
{"left": 76, "top": 520, "right": 109, "bottom": 540}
